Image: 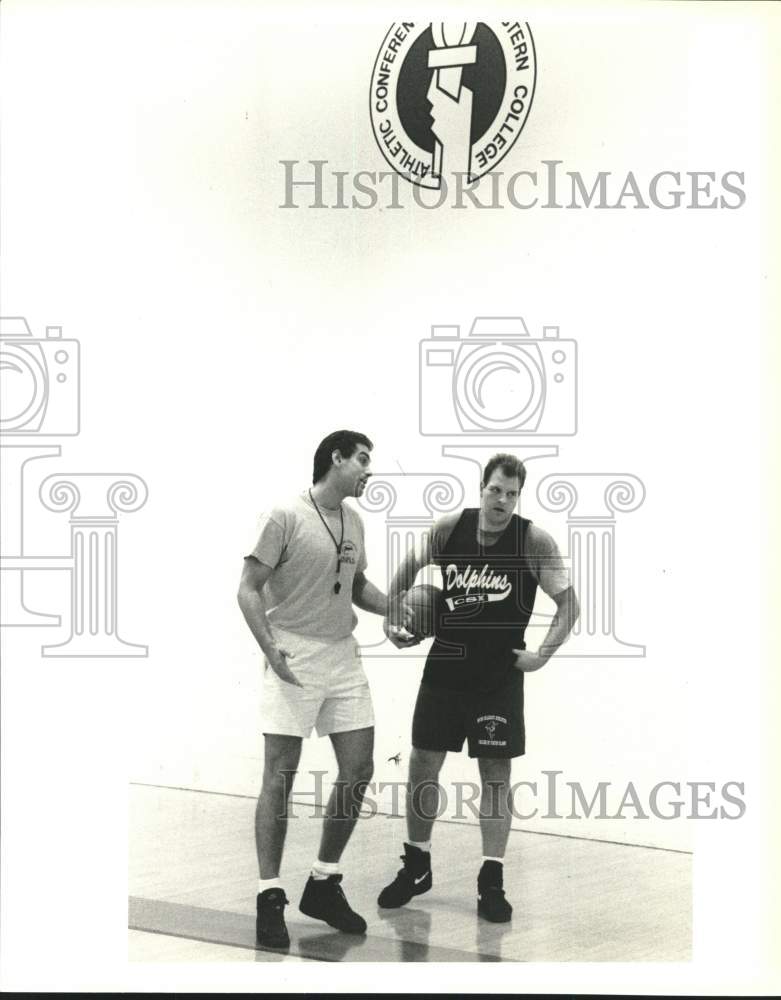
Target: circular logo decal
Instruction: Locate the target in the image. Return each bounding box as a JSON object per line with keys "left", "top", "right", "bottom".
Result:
{"left": 370, "top": 21, "right": 537, "bottom": 189}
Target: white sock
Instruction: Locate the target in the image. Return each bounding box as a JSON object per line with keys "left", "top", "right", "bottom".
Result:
{"left": 258, "top": 876, "right": 282, "bottom": 892}
{"left": 482, "top": 856, "right": 504, "bottom": 865}
{"left": 408, "top": 839, "right": 431, "bottom": 853}
{"left": 311, "top": 859, "right": 340, "bottom": 880}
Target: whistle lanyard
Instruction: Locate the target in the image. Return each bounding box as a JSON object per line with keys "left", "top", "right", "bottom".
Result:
{"left": 308, "top": 490, "right": 345, "bottom": 594}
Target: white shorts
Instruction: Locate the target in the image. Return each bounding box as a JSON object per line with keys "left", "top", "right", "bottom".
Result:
{"left": 261, "top": 626, "right": 374, "bottom": 738}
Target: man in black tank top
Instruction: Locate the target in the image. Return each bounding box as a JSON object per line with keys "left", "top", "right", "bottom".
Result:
{"left": 423, "top": 506, "right": 539, "bottom": 693}
{"left": 378, "top": 454, "right": 580, "bottom": 923}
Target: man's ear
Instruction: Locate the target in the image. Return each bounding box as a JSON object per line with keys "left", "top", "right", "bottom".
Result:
{"left": 331, "top": 448, "right": 343, "bottom": 467}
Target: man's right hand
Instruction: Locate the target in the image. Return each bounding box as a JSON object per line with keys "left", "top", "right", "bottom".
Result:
{"left": 265, "top": 644, "right": 302, "bottom": 686}
{"left": 384, "top": 617, "right": 420, "bottom": 649}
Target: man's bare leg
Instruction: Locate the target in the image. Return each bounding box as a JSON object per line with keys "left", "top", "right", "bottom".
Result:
{"left": 256, "top": 733, "right": 303, "bottom": 878}
{"left": 316, "top": 726, "right": 375, "bottom": 863}
{"left": 477, "top": 757, "right": 513, "bottom": 858}
{"left": 407, "top": 747, "right": 447, "bottom": 843}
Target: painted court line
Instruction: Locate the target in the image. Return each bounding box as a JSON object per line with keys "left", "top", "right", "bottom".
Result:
{"left": 129, "top": 781, "right": 693, "bottom": 856}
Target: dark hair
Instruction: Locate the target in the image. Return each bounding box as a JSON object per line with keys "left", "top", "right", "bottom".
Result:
{"left": 481, "top": 453, "right": 527, "bottom": 490}
{"left": 312, "top": 430, "right": 373, "bottom": 484}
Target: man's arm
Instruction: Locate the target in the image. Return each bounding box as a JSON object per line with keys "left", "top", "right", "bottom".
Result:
{"left": 350, "top": 510, "right": 411, "bottom": 626}
{"left": 381, "top": 532, "right": 432, "bottom": 647}
{"left": 353, "top": 569, "right": 417, "bottom": 645}
{"left": 513, "top": 586, "right": 580, "bottom": 672}
{"left": 387, "top": 533, "right": 428, "bottom": 607}
{"left": 513, "top": 525, "right": 580, "bottom": 672}
{"left": 237, "top": 557, "right": 302, "bottom": 686}
{"left": 352, "top": 571, "right": 387, "bottom": 616}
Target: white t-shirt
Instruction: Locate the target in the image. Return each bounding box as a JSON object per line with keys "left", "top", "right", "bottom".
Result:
{"left": 246, "top": 492, "right": 367, "bottom": 641}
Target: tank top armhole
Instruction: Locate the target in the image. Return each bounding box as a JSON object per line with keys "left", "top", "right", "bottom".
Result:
{"left": 431, "top": 510, "right": 464, "bottom": 560}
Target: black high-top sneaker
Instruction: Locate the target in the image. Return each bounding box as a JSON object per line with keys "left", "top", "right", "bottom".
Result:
{"left": 377, "top": 843, "right": 433, "bottom": 908}
{"left": 256, "top": 888, "right": 290, "bottom": 948}
{"left": 477, "top": 860, "right": 512, "bottom": 923}
{"left": 299, "top": 874, "right": 367, "bottom": 934}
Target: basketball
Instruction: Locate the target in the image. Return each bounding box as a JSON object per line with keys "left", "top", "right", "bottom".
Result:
{"left": 403, "top": 583, "right": 442, "bottom": 639}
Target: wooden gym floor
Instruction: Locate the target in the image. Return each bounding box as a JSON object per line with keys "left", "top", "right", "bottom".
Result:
{"left": 128, "top": 783, "right": 691, "bottom": 963}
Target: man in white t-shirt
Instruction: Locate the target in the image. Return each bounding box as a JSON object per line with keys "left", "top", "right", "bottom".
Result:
{"left": 238, "top": 429, "right": 412, "bottom": 950}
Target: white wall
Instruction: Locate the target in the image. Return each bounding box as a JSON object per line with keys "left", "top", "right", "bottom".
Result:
{"left": 3, "top": 5, "right": 762, "bottom": 863}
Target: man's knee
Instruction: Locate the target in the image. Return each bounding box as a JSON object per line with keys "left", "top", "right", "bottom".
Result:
{"left": 338, "top": 755, "right": 374, "bottom": 789}
{"left": 261, "top": 738, "right": 302, "bottom": 794}
{"left": 410, "top": 747, "right": 447, "bottom": 780}
{"left": 479, "top": 759, "right": 512, "bottom": 814}
{"left": 478, "top": 757, "right": 512, "bottom": 785}
{"left": 261, "top": 765, "right": 297, "bottom": 798}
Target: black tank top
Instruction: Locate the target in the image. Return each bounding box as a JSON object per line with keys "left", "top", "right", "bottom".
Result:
{"left": 423, "top": 509, "right": 539, "bottom": 692}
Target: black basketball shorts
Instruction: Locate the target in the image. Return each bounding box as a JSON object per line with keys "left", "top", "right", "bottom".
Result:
{"left": 411, "top": 670, "right": 525, "bottom": 759}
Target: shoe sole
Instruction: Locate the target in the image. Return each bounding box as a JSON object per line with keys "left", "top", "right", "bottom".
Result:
{"left": 256, "top": 933, "right": 291, "bottom": 949}
{"left": 298, "top": 901, "right": 367, "bottom": 935}
{"left": 377, "top": 873, "right": 432, "bottom": 909}
{"left": 477, "top": 902, "right": 512, "bottom": 923}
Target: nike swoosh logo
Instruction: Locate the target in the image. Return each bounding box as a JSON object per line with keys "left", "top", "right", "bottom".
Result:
{"left": 414, "top": 873, "right": 428, "bottom": 885}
